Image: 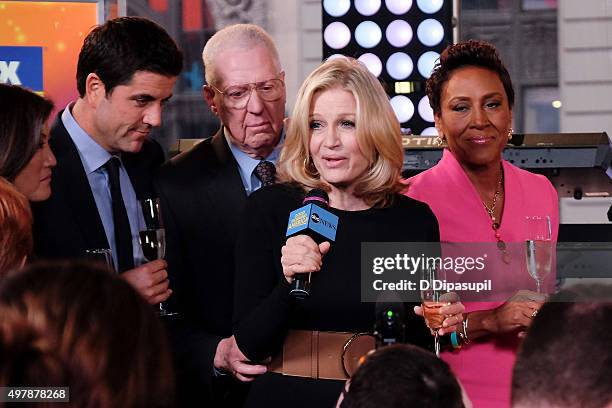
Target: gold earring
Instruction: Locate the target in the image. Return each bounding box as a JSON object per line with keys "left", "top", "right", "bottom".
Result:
{"left": 508, "top": 127, "right": 514, "bottom": 141}
{"left": 435, "top": 134, "right": 447, "bottom": 147}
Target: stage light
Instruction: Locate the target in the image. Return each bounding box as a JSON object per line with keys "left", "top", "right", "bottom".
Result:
{"left": 358, "top": 53, "right": 383, "bottom": 77}
{"left": 386, "top": 0, "right": 413, "bottom": 15}
{"left": 386, "top": 20, "right": 413, "bottom": 48}
{"left": 355, "top": 21, "right": 382, "bottom": 48}
{"left": 417, "top": 51, "right": 439, "bottom": 78}
{"left": 418, "top": 95, "right": 434, "bottom": 122}
{"left": 421, "top": 126, "right": 438, "bottom": 136}
{"left": 386, "top": 52, "right": 413, "bottom": 80}
{"left": 390, "top": 95, "right": 415, "bottom": 123}
{"left": 417, "top": 19, "right": 444, "bottom": 47}
{"left": 327, "top": 53, "right": 346, "bottom": 61}
{"left": 324, "top": 22, "right": 351, "bottom": 50}
{"left": 355, "top": 0, "right": 381, "bottom": 16}
{"left": 323, "top": 0, "right": 351, "bottom": 17}
{"left": 417, "top": 0, "right": 443, "bottom": 14}
{"left": 322, "top": 0, "right": 452, "bottom": 132}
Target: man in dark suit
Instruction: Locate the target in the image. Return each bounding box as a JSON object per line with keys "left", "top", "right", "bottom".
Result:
{"left": 155, "top": 24, "right": 285, "bottom": 405}
{"left": 32, "top": 17, "right": 183, "bottom": 304}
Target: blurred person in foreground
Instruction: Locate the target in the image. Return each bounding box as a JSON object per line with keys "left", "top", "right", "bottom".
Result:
{"left": 155, "top": 23, "right": 285, "bottom": 406}
{"left": 0, "top": 83, "right": 56, "bottom": 202}
{"left": 337, "top": 344, "right": 470, "bottom": 408}
{"left": 31, "top": 17, "right": 183, "bottom": 305}
{"left": 405, "top": 40, "right": 559, "bottom": 406}
{"left": 512, "top": 285, "right": 612, "bottom": 408}
{"left": 232, "top": 57, "right": 465, "bottom": 407}
{"left": 0, "top": 178, "right": 33, "bottom": 277}
{"left": 0, "top": 261, "right": 174, "bottom": 407}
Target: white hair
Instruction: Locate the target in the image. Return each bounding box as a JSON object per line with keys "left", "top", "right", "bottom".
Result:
{"left": 202, "top": 24, "right": 281, "bottom": 86}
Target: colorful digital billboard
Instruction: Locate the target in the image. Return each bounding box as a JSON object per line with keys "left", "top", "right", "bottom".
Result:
{"left": 0, "top": 1, "right": 99, "bottom": 119}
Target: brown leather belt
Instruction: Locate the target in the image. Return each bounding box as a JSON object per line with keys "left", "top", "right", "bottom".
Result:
{"left": 269, "top": 329, "right": 376, "bottom": 380}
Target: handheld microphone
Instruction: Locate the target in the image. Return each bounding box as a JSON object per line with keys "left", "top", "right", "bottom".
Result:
{"left": 286, "top": 189, "right": 338, "bottom": 299}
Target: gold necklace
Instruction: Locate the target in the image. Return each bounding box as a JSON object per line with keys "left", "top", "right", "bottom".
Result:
{"left": 483, "top": 167, "right": 511, "bottom": 264}
{"left": 483, "top": 175, "right": 502, "bottom": 226}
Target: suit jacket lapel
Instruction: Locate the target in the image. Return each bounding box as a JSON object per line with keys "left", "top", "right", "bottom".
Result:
{"left": 51, "top": 115, "right": 109, "bottom": 249}
{"left": 205, "top": 128, "right": 247, "bottom": 208}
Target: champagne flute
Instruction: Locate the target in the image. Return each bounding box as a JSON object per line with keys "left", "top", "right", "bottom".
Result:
{"left": 85, "top": 248, "right": 115, "bottom": 272}
{"left": 139, "top": 198, "right": 176, "bottom": 317}
{"left": 420, "top": 265, "right": 448, "bottom": 357}
{"left": 525, "top": 215, "right": 553, "bottom": 293}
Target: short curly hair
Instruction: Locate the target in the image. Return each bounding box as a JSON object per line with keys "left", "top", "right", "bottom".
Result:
{"left": 426, "top": 40, "right": 514, "bottom": 116}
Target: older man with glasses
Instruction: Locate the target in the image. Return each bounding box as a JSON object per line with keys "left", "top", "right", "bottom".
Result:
{"left": 155, "top": 24, "right": 286, "bottom": 407}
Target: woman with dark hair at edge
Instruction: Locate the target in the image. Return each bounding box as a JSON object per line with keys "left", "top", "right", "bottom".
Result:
{"left": 0, "top": 83, "right": 56, "bottom": 202}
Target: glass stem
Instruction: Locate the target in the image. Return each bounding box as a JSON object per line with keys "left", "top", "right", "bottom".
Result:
{"left": 434, "top": 331, "right": 440, "bottom": 357}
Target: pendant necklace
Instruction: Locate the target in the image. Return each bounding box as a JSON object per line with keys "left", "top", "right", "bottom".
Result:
{"left": 483, "top": 166, "right": 511, "bottom": 264}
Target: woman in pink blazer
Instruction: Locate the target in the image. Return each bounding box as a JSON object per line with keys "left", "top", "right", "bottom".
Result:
{"left": 406, "top": 40, "right": 559, "bottom": 407}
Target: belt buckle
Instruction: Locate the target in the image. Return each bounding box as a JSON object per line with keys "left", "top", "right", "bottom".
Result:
{"left": 340, "top": 333, "right": 376, "bottom": 377}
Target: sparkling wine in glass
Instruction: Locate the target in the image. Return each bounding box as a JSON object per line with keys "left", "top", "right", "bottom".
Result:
{"left": 525, "top": 216, "right": 553, "bottom": 293}
{"left": 139, "top": 228, "right": 166, "bottom": 261}
{"left": 139, "top": 198, "right": 176, "bottom": 317}
{"left": 420, "top": 265, "right": 448, "bottom": 357}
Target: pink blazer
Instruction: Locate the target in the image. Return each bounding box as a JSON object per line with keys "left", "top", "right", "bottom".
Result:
{"left": 405, "top": 149, "right": 559, "bottom": 408}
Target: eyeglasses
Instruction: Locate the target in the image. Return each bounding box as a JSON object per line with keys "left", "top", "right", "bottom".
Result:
{"left": 210, "top": 78, "right": 285, "bottom": 109}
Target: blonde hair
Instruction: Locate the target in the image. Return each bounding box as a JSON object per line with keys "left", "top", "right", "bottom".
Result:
{"left": 0, "top": 177, "right": 32, "bottom": 277}
{"left": 202, "top": 24, "right": 281, "bottom": 87}
{"left": 278, "top": 57, "right": 404, "bottom": 207}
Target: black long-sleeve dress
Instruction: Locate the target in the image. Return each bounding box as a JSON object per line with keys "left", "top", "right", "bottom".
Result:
{"left": 234, "top": 184, "right": 440, "bottom": 407}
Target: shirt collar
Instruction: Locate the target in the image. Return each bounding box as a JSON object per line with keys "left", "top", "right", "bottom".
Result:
{"left": 62, "top": 103, "right": 114, "bottom": 174}
{"left": 224, "top": 126, "right": 285, "bottom": 173}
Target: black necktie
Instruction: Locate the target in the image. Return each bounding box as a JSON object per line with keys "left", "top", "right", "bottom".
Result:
{"left": 105, "top": 157, "right": 134, "bottom": 272}
{"left": 254, "top": 161, "right": 276, "bottom": 187}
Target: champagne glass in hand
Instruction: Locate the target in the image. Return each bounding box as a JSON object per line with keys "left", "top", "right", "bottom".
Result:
{"left": 420, "top": 265, "right": 448, "bottom": 357}
{"left": 139, "top": 198, "right": 176, "bottom": 317}
{"left": 525, "top": 216, "right": 553, "bottom": 293}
